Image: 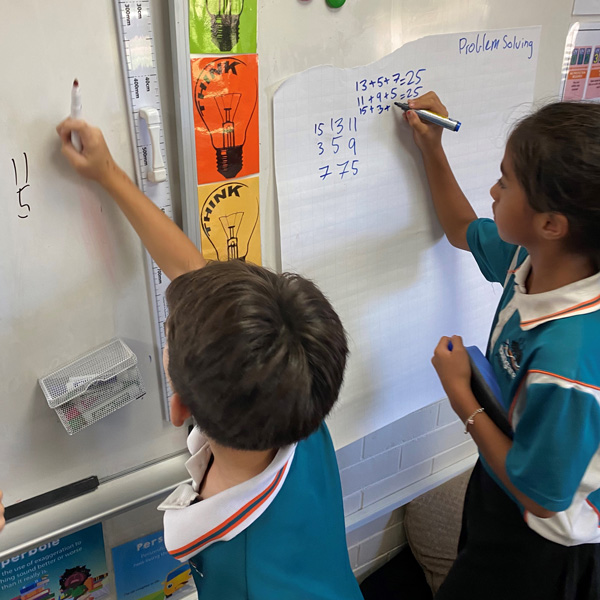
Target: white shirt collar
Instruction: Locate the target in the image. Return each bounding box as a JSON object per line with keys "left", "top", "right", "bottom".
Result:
{"left": 512, "top": 257, "right": 600, "bottom": 330}
{"left": 159, "top": 427, "right": 296, "bottom": 562}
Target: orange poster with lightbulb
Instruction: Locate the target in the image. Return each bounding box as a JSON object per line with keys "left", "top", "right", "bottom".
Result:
{"left": 191, "top": 55, "right": 259, "bottom": 185}
{"left": 198, "top": 176, "right": 262, "bottom": 265}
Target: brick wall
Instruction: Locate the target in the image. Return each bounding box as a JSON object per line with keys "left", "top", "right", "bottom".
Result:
{"left": 337, "top": 398, "right": 477, "bottom": 582}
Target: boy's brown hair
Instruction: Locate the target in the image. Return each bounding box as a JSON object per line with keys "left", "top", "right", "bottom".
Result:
{"left": 165, "top": 260, "right": 348, "bottom": 450}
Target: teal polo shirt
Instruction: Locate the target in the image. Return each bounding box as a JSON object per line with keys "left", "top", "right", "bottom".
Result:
{"left": 468, "top": 218, "right": 600, "bottom": 546}
{"left": 184, "top": 424, "right": 363, "bottom": 599}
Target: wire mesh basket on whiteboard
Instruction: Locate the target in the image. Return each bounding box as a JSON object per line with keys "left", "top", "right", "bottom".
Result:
{"left": 39, "top": 339, "right": 146, "bottom": 435}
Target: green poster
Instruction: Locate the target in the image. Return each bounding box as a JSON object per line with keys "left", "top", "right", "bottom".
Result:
{"left": 189, "top": 0, "right": 257, "bottom": 55}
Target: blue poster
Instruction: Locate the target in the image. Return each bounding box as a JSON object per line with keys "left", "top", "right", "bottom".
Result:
{"left": 0, "top": 523, "right": 109, "bottom": 600}
{"left": 111, "top": 531, "right": 195, "bottom": 600}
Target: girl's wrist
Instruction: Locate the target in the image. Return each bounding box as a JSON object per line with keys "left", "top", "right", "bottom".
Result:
{"left": 419, "top": 141, "right": 445, "bottom": 161}
{"left": 446, "top": 383, "right": 480, "bottom": 420}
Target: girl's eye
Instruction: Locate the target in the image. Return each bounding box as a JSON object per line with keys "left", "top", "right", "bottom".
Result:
{"left": 497, "top": 178, "right": 506, "bottom": 189}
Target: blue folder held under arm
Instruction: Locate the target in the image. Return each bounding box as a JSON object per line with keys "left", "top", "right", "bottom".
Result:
{"left": 465, "top": 346, "right": 513, "bottom": 439}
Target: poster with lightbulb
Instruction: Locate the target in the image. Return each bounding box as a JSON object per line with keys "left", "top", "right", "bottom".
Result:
{"left": 198, "top": 176, "right": 261, "bottom": 264}
{"left": 189, "top": 0, "right": 257, "bottom": 54}
{"left": 191, "top": 55, "right": 259, "bottom": 186}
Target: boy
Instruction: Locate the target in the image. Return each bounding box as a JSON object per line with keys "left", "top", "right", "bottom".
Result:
{"left": 56, "top": 118, "right": 363, "bottom": 600}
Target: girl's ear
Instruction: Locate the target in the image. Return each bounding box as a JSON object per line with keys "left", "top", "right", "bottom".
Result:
{"left": 169, "top": 392, "right": 192, "bottom": 427}
{"left": 537, "top": 211, "right": 569, "bottom": 242}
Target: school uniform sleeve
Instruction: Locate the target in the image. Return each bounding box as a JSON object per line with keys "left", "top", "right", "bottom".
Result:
{"left": 466, "top": 218, "right": 520, "bottom": 285}
{"left": 505, "top": 379, "right": 600, "bottom": 512}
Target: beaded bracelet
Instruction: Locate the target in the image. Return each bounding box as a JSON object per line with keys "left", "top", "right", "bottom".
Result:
{"left": 464, "top": 407, "right": 485, "bottom": 434}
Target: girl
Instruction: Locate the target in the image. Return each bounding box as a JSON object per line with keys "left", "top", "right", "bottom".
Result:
{"left": 406, "top": 93, "right": 600, "bottom": 599}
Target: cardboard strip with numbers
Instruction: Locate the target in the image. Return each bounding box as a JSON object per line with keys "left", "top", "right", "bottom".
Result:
{"left": 114, "top": 0, "right": 173, "bottom": 416}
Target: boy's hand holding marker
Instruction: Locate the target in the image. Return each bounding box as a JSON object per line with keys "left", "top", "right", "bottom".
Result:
{"left": 57, "top": 118, "right": 204, "bottom": 281}
{"left": 56, "top": 119, "right": 118, "bottom": 186}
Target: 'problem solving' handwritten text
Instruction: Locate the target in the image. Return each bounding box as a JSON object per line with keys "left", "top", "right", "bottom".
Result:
{"left": 459, "top": 33, "right": 535, "bottom": 60}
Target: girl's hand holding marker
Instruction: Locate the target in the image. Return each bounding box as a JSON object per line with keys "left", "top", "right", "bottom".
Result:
{"left": 395, "top": 100, "right": 461, "bottom": 132}
{"left": 397, "top": 91, "right": 461, "bottom": 153}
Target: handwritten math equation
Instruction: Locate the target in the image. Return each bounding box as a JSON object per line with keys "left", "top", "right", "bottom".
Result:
{"left": 310, "top": 68, "right": 426, "bottom": 183}
{"left": 11, "top": 152, "right": 31, "bottom": 219}
{"left": 355, "top": 68, "right": 426, "bottom": 115}
{"left": 314, "top": 117, "right": 359, "bottom": 182}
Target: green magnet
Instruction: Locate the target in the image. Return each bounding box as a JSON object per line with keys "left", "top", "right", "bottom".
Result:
{"left": 326, "top": 0, "right": 346, "bottom": 7}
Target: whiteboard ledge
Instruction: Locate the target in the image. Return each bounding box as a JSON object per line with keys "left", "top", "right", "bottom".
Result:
{"left": 345, "top": 454, "right": 478, "bottom": 533}
{"left": 0, "top": 453, "right": 190, "bottom": 560}
{"left": 1, "top": 453, "right": 478, "bottom": 559}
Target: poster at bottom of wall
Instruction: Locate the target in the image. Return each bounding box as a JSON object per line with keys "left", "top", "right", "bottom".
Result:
{"left": 0, "top": 522, "right": 109, "bottom": 600}
{"left": 111, "top": 530, "right": 196, "bottom": 600}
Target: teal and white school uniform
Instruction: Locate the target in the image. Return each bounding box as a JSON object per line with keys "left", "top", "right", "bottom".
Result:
{"left": 436, "top": 218, "right": 600, "bottom": 600}
{"left": 159, "top": 424, "right": 362, "bottom": 600}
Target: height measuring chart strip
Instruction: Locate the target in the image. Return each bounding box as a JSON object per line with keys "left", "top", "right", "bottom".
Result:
{"left": 114, "top": 0, "right": 172, "bottom": 416}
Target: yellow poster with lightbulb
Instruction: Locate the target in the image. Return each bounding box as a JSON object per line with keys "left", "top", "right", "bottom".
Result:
{"left": 189, "top": 0, "right": 257, "bottom": 54}
{"left": 198, "top": 176, "right": 262, "bottom": 265}
{"left": 191, "top": 55, "right": 259, "bottom": 186}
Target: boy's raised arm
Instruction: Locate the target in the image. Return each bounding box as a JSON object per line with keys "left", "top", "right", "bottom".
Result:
{"left": 404, "top": 92, "right": 477, "bottom": 251}
{"left": 56, "top": 118, "right": 206, "bottom": 281}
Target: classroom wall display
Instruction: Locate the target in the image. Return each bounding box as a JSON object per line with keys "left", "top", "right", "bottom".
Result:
{"left": 274, "top": 27, "right": 540, "bottom": 448}
{"left": 188, "top": 0, "right": 262, "bottom": 265}
{"left": 0, "top": 523, "right": 109, "bottom": 600}
{"left": 189, "top": 0, "right": 258, "bottom": 54}
{"left": 112, "top": 530, "right": 196, "bottom": 600}
{"left": 561, "top": 22, "right": 600, "bottom": 100}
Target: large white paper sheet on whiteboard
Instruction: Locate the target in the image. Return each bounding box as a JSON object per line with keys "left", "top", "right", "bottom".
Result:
{"left": 274, "top": 27, "right": 540, "bottom": 448}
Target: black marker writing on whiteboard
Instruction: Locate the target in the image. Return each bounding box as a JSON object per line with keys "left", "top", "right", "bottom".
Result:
{"left": 11, "top": 152, "right": 31, "bottom": 219}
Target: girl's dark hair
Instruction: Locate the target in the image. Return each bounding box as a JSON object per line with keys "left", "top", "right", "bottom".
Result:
{"left": 508, "top": 101, "right": 600, "bottom": 265}
{"left": 165, "top": 260, "right": 348, "bottom": 451}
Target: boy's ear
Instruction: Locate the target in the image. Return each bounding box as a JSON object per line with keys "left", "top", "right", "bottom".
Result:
{"left": 169, "top": 392, "right": 192, "bottom": 427}
{"left": 537, "top": 211, "right": 569, "bottom": 242}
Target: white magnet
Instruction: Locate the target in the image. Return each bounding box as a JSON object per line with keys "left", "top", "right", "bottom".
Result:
{"left": 139, "top": 107, "right": 167, "bottom": 183}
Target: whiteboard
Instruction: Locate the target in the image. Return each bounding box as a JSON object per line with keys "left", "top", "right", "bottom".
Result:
{"left": 0, "top": 1, "right": 186, "bottom": 508}
{"left": 1, "top": 0, "right": 576, "bottom": 508}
